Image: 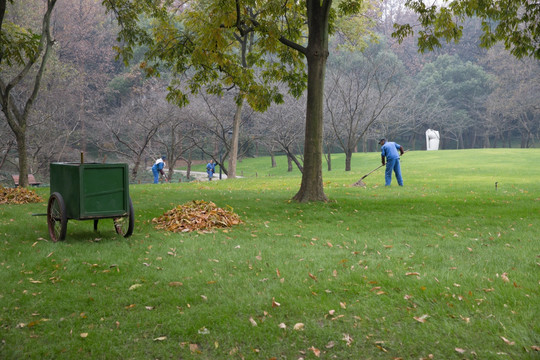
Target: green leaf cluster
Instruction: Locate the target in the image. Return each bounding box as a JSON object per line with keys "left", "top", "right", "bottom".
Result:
{"left": 103, "top": 0, "right": 312, "bottom": 112}
{"left": 393, "top": 0, "right": 540, "bottom": 59}
{"left": 0, "top": 22, "right": 41, "bottom": 67}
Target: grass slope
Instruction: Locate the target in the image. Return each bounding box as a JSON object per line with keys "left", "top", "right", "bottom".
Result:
{"left": 1, "top": 149, "right": 539, "bottom": 359}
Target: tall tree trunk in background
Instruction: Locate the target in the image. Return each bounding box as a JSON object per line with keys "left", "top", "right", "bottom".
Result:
{"left": 228, "top": 99, "right": 243, "bottom": 179}
{"left": 186, "top": 149, "right": 192, "bottom": 179}
{"left": 287, "top": 154, "right": 293, "bottom": 172}
{"left": 0, "top": 0, "right": 57, "bottom": 187}
{"left": 292, "top": 0, "right": 330, "bottom": 202}
{"left": 325, "top": 147, "right": 332, "bottom": 171}
{"left": 270, "top": 152, "right": 276, "bottom": 168}
{"left": 345, "top": 148, "right": 352, "bottom": 171}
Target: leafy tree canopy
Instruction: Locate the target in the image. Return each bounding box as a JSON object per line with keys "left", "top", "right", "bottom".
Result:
{"left": 393, "top": 0, "right": 540, "bottom": 59}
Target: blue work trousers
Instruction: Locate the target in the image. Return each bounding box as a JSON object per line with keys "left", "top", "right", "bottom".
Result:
{"left": 152, "top": 168, "right": 159, "bottom": 184}
{"left": 385, "top": 158, "right": 403, "bottom": 186}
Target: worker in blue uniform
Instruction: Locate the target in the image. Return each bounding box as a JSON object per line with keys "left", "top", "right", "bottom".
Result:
{"left": 379, "top": 138, "right": 404, "bottom": 186}
{"left": 152, "top": 156, "right": 167, "bottom": 184}
{"left": 206, "top": 160, "right": 215, "bottom": 181}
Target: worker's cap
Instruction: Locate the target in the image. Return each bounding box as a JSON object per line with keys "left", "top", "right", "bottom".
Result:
{"left": 378, "top": 138, "right": 386, "bottom": 145}
{"left": 161, "top": 156, "right": 166, "bottom": 159}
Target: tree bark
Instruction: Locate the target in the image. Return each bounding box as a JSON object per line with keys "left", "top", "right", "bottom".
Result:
{"left": 345, "top": 148, "right": 352, "bottom": 171}
{"left": 326, "top": 150, "right": 331, "bottom": 171}
{"left": 228, "top": 98, "right": 243, "bottom": 179}
{"left": 292, "top": 0, "right": 330, "bottom": 202}
{"left": 287, "top": 154, "right": 293, "bottom": 172}
{"left": 0, "top": 0, "right": 57, "bottom": 188}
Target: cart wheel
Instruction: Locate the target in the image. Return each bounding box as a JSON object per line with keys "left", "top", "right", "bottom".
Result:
{"left": 47, "top": 192, "right": 67, "bottom": 242}
{"left": 114, "top": 197, "right": 134, "bottom": 237}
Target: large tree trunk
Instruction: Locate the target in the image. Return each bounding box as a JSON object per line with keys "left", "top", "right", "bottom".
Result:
{"left": 228, "top": 99, "right": 243, "bottom": 179}
{"left": 345, "top": 148, "right": 352, "bottom": 171}
{"left": 0, "top": 0, "right": 57, "bottom": 188}
{"left": 15, "top": 132, "right": 29, "bottom": 187}
{"left": 292, "top": 1, "right": 330, "bottom": 202}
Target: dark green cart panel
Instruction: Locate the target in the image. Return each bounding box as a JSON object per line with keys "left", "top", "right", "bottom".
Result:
{"left": 50, "top": 163, "right": 129, "bottom": 220}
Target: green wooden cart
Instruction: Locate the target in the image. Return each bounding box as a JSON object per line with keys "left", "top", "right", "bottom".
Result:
{"left": 47, "top": 162, "right": 134, "bottom": 241}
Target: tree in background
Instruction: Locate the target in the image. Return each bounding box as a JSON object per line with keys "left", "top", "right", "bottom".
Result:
{"left": 0, "top": 0, "right": 57, "bottom": 187}
{"left": 97, "top": 82, "right": 169, "bottom": 180}
{"left": 325, "top": 45, "right": 406, "bottom": 171}
{"left": 414, "top": 55, "right": 492, "bottom": 148}
{"left": 483, "top": 47, "right": 540, "bottom": 147}
{"left": 394, "top": 0, "right": 540, "bottom": 60}
{"left": 103, "top": 0, "right": 375, "bottom": 202}
{"left": 255, "top": 93, "right": 306, "bottom": 174}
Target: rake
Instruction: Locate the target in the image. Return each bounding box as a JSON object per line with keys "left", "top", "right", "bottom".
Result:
{"left": 352, "top": 150, "right": 409, "bottom": 187}
{"left": 352, "top": 164, "right": 385, "bottom": 187}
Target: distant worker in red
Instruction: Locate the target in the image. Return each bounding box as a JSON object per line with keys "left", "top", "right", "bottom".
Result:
{"left": 379, "top": 138, "right": 404, "bottom": 186}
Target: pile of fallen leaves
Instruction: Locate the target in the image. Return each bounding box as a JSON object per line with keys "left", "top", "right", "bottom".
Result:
{"left": 0, "top": 186, "right": 43, "bottom": 204}
{"left": 152, "top": 200, "right": 242, "bottom": 233}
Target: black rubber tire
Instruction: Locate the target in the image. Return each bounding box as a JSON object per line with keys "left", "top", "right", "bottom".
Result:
{"left": 114, "top": 197, "right": 134, "bottom": 237}
{"left": 47, "top": 192, "right": 67, "bottom": 242}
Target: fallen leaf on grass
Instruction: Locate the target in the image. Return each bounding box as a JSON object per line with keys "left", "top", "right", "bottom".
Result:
{"left": 309, "top": 346, "right": 321, "bottom": 357}
{"left": 153, "top": 336, "right": 167, "bottom": 341}
{"left": 325, "top": 341, "right": 335, "bottom": 349}
{"left": 249, "top": 317, "right": 257, "bottom": 326}
{"left": 455, "top": 348, "right": 466, "bottom": 354}
{"left": 500, "top": 336, "right": 515, "bottom": 345}
{"left": 293, "top": 323, "right": 304, "bottom": 331}
{"left": 342, "top": 333, "right": 353, "bottom": 346}
{"left": 129, "top": 284, "right": 142, "bottom": 290}
{"left": 272, "top": 298, "right": 280, "bottom": 307}
{"left": 278, "top": 323, "right": 287, "bottom": 329}
{"left": 308, "top": 273, "right": 318, "bottom": 282}
{"left": 168, "top": 282, "right": 183, "bottom": 287}
{"left": 405, "top": 272, "right": 420, "bottom": 276}
{"left": 80, "top": 333, "right": 88, "bottom": 338}
{"left": 414, "top": 314, "right": 429, "bottom": 323}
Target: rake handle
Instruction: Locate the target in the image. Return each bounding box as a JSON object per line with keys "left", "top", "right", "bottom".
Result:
{"left": 360, "top": 150, "right": 409, "bottom": 180}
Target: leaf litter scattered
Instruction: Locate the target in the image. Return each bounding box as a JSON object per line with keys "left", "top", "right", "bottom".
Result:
{"left": 152, "top": 200, "right": 242, "bottom": 233}
{"left": 0, "top": 186, "right": 43, "bottom": 204}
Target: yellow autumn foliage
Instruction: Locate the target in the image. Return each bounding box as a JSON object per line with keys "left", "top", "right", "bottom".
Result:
{"left": 0, "top": 186, "right": 43, "bottom": 205}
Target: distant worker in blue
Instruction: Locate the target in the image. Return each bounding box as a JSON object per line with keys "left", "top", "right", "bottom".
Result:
{"left": 206, "top": 159, "right": 215, "bottom": 181}
{"left": 152, "top": 156, "right": 168, "bottom": 184}
{"left": 379, "top": 138, "right": 404, "bottom": 186}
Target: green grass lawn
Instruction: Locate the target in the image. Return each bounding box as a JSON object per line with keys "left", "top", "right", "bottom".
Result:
{"left": 1, "top": 149, "right": 539, "bottom": 359}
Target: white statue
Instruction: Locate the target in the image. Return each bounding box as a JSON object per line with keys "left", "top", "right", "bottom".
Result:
{"left": 425, "top": 129, "right": 440, "bottom": 151}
